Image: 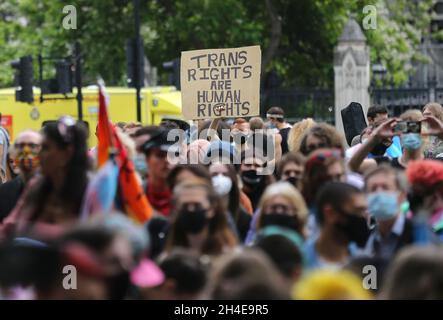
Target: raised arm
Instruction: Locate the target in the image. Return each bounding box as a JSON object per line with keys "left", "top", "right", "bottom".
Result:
{"left": 206, "top": 105, "right": 227, "bottom": 142}
{"left": 348, "top": 119, "right": 398, "bottom": 173}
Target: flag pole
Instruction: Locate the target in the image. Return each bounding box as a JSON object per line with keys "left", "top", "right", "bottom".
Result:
{"left": 134, "top": 0, "right": 142, "bottom": 123}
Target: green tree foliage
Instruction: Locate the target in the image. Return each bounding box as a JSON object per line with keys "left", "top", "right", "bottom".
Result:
{"left": 0, "top": 0, "right": 437, "bottom": 88}
{"left": 356, "top": 0, "right": 435, "bottom": 86}
{"left": 0, "top": 0, "right": 135, "bottom": 86}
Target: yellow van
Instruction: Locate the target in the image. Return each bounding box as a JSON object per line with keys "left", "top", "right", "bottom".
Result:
{"left": 0, "top": 86, "right": 183, "bottom": 146}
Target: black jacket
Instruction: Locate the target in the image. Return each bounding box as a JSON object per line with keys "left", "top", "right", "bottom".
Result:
{"left": 0, "top": 176, "right": 25, "bottom": 222}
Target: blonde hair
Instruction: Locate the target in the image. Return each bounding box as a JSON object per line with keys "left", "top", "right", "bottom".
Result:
{"left": 292, "top": 270, "right": 373, "bottom": 300}
{"left": 288, "top": 118, "right": 316, "bottom": 152}
{"left": 257, "top": 182, "right": 308, "bottom": 234}
{"left": 400, "top": 109, "right": 423, "bottom": 122}
{"left": 423, "top": 102, "right": 443, "bottom": 122}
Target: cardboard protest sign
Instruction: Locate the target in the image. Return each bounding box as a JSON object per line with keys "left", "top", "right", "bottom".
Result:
{"left": 180, "top": 45, "right": 261, "bottom": 120}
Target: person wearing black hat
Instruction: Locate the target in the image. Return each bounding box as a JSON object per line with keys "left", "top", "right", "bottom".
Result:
{"left": 141, "top": 127, "right": 180, "bottom": 217}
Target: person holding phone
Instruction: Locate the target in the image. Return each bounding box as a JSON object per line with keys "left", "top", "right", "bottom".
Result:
{"left": 391, "top": 110, "right": 425, "bottom": 169}
{"left": 349, "top": 110, "right": 425, "bottom": 173}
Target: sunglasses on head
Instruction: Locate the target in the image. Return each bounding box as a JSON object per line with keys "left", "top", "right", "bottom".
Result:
{"left": 305, "top": 149, "right": 342, "bottom": 171}
{"left": 57, "top": 116, "right": 76, "bottom": 143}
{"left": 306, "top": 142, "right": 327, "bottom": 153}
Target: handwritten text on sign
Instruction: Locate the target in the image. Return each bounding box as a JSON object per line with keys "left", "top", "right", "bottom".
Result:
{"left": 180, "top": 46, "right": 261, "bottom": 120}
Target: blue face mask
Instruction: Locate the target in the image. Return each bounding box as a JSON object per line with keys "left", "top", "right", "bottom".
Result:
{"left": 367, "top": 191, "right": 399, "bottom": 221}
{"left": 401, "top": 133, "right": 422, "bottom": 151}
{"left": 133, "top": 154, "right": 148, "bottom": 176}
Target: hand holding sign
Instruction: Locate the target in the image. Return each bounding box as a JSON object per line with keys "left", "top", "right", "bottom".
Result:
{"left": 214, "top": 103, "right": 226, "bottom": 114}
{"left": 180, "top": 46, "right": 261, "bottom": 120}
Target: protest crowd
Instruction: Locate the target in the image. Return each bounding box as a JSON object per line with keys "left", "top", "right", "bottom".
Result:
{"left": 2, "top": 92, "right": 443, "bottom": 300}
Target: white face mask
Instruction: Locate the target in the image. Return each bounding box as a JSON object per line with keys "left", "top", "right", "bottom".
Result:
{"left": 212, "top": 174, "right": 233, "bottom": 196}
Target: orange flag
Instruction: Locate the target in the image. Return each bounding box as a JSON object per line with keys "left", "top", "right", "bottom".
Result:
{"left": 112, "top": 126, "right": 153, "bottom": 223}
{"left": 96, "top": 84, "right": 152, "bottom": 224}
{"left": 97, "top": 86, "right": 114, "bottom": 168}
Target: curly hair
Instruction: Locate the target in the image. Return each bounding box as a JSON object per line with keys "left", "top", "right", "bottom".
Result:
{"left": 299, "top": 123, "right": 344, "bottom": 156}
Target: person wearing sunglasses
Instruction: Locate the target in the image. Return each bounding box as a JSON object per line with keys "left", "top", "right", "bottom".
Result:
{"left": 0, "top": 116, "right": 89, "bottom": 240}
{"left": 299, "top": 123, "right": 344, "bottom": 157}
{"left": 0, "top": 130, "right": 42, "bottom": 224}
{"left": 349, "top": 110, "right": 425, "bottom": 174}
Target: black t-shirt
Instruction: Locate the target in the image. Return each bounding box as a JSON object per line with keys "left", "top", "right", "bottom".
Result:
{"left": 0, "top": 176, "right": 25, "bottom": 222}
{"left": 235, "top": 208, "right": 252, "bottom": 242}
{"left": 279, "top": 127, "right": 290, "bottom": 155}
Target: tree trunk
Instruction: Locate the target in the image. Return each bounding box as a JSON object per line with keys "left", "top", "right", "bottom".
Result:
{"left": 262, "top": 0, "right": 282, "bottom": 73}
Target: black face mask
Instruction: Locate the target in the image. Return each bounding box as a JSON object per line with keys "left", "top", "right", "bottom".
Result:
{"left": 261, "top": 213, "right": 299, "bottom": 231}
{"left": 175, "top": 208, "right": 208, "bottom": 234}
{"left": 370, "top": 143, "right": 389, "bottom": 156}
{"left": 285, "top": 177, "right": 299, "bottom": 188}
{"left": 241, "top": 169, "right": 264, "bottom": 187}
{"left": 335, "top": 211, "right": 370, "bottom": 248}
{"left": 107, "top": 270, "right": 130, "bottom": 300}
